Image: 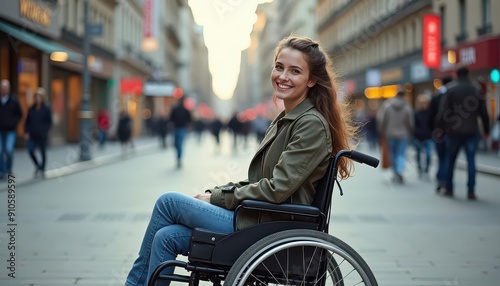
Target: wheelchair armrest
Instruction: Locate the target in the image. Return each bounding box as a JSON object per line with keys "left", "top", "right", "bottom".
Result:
{"left": 238, "top": 200, "right": 321, "bottom": 217}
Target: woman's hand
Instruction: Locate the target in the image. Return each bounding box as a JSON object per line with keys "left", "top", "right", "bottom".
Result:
{"left": 194, "top": 193, "right": 211, "bottom": 203}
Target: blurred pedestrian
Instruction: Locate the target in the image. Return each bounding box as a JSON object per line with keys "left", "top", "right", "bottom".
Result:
{"left": 428, "top": 76, "right": 452, "bottom": 192}
{"left": 156, "top": 114, "right": 169, "bottom": 149}
{"left": 24, "top": 87, "right": 52, "bottom": 177}
{"left": 0, "top": 79, "right": 22, "bottom": 180}
{"left": 377, "top": 90, "right": 414, "bottom": 184}
{"left": 227, "top": 112, "right": 242, "bottom": 151}
{"left": 209, "top": 116, "right": 223, "bottom": 149}
{"left": 117, "top": 110, "right": 133, "bottom": 151}
{"left": 97, "top": 109, "right": 111, "bottom": 148}
{"left": 124, "top": 35, "right": 358, "bottom": 286}
{"left": 437, "top": 66, "right": 490, "bottom": 200}
{"left": 169, "top": 96, "right": 192, "bottom": 168}
{"left": 413, "top": 94, "right": 433, "bottom": 179}
{"left": 251, "top": 115, "right": 270, "bottom": 143}
{"left": 364, "top": 109, "right": 379, "bottom": 151}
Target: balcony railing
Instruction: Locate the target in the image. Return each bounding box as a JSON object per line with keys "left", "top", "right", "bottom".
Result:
{"left": 477, "top": 24, "right": 492, "bottom": 36}
{"left": 455, "top": 32, "right": 468, "bottom": 43}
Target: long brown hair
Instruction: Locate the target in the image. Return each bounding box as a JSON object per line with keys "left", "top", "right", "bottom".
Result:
{"left": 273, "top": 36, "right": 357, "bottom": 179}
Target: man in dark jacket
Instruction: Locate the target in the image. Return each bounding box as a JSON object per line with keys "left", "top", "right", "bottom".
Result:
{"left": 169, "top": 97, "right": 192, "bottom": 168}
{"left": 0, "top": 79, "right": 23, "bottom": 180}
{"left": 428, "top": 76, "right": 452, "bottom": 192}
{"left": 437, "top": 67, "right": 490, "bottom": 200}
{"left": 24, "top": 87, "right": 52, "bottom": 177}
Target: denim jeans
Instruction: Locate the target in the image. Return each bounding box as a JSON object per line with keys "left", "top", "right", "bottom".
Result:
{"left": 125, "top": 192, "right": 234, "bottom": 286}
{"left": 0, "top": 131, "right": 17, "bottom": 175}
{"left": 445, "top": 134, "right": 480, "bottom": 193}
{"left": 28, "top": 138, "right": 48, "bottom": 171}
{"left": 434, "top": 140, "right": 448, "bottom": 183}
{"left": 387, "top": 137, "right": 409, "bottom": 176}
{"left": 174, "top": 128, "right": 187, "bottom": 160}
{"left": 413, "top": 138, "right": 433, "bottom": 174}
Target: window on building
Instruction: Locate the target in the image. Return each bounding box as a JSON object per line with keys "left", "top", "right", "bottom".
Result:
{"left": 482, "top": 0, "right": 491, "bottom": 27}
{"left": 459, "top": 0, "right": 466, "bottom": 36}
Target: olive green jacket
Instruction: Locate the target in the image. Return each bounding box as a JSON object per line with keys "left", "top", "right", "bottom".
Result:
{"left": 209, "top": 98, "right": 332, "bottom": 229}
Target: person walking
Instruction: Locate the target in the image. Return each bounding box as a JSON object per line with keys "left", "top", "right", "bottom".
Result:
{"left": 377, "top": 90, "right": 414, "bottom": 184}
{"left": 24, "top": 87, "right": 52, "bottom": 177}
{"left": 169, "top": 96, "right": 192, "bottom": 168}
{"left": 97, "top": 109, "right": 111, "bottom": 148}
{"left": 413, "top": 94, "right": 433, "bottom": 179}
{"left": 155, "top": 114, "right": 169, "bottom": 149}
{"left": 428, "top": 76, "right": 452, "bottom": 192}
{"left": 437, "top": 66, "right": 490, "bottom": 200}
{"left": 0, "top": 79, "right": 23, "bottom": 180}
{"left": 117, "top": 110, "right": 133, "bottom": 151}
{"left": 123, "top": 36, "right": 358, "bottom": 286}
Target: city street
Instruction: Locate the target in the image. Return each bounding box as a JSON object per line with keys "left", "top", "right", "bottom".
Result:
{"left": 1, "top": 132, "right": 500, "bottom": 286}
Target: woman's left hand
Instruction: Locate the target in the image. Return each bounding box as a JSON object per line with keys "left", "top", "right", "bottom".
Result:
{"left": 194, "top": 193, "right": 211, "bottom": 203}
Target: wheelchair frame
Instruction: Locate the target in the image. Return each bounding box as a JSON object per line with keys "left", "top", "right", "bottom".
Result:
{"left": 147, "top": 150, "right": 379, "bottom": 286}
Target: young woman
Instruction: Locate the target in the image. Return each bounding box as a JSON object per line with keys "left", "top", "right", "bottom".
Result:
{"left": 124, "top": 36, "right": 357, "bottom": 286}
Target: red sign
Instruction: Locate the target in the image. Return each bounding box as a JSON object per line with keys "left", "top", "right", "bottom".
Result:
{"left": 143, "top": 0, "right": 153, "bottom": 38}
{"left": 422, "top": 14, "right": 441, "bottom": 68}
{"left": 120, "top": 78, "right": 143, "bottom": 95}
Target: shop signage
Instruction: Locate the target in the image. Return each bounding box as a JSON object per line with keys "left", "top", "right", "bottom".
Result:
{"left": 381, "top": 67, "right": 403, "bottom": 84}
{"left": 120, "top": 78, "right": 143, "bottom": 96}
{"left": 144, "top": 80, "right": 176, "bottom": 96}
{"left": 19, "top": 0, "right": 51, "bottom": 27}
{"left": 422, "top": 14, "right": 441, "bottom": 68}
{"left": 435, "top": 37, "right": 500, "bottom": 76}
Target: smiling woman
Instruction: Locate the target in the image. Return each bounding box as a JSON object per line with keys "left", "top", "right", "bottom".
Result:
{"left": 188, "top": 0, "right": 273, "bottom": 100}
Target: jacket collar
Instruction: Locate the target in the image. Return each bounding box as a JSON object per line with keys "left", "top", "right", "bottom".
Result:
{"left": 281, "top": 97, "right": 315, "bottom": 121}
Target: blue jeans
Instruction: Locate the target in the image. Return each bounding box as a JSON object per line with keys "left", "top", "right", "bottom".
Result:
{"left": 28, "top": 138, "right": 48, "bottom": 171}
{"left": 445, "top": 134, "right": 480, "bottom": 193}
{"left": 125, "top": 192, "right": 234, "bottom": 286}
{"left": 174, "top": 128, "right": 187, "bottom": 160}
{"left": 434, "top": 140, "right": 448, "bottom": 184}
{"left": 387, "top": 137, "right": 409, "bottom": 176}
{"left": 0, "top": 131, "right": 17, "bottom": 176}
{"left": 414, "top": 138, "right": 433, "bottom": 174}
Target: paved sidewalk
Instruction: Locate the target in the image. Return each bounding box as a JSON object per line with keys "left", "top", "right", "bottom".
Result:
{"left": 2, "top": 135, "right": 163, "bottom": 190}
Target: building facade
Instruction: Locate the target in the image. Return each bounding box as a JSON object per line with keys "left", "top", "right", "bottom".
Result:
{"left": 1, "top": 0, "right": 208, "bottom": 146}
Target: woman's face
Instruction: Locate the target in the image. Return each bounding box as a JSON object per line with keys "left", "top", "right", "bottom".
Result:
{"left": 271, "top": 47, "right": 315, "bottom": 112}
{"left": 35, "top": 93, "right": 43, "bottom": 104}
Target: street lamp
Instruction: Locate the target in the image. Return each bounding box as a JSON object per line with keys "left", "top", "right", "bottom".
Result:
{"left": 79, "top": 0, "right": 93, "bottom": 161}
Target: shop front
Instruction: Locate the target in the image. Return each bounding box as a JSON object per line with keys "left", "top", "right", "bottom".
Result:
{"left": 434, "top": 36, "right": 500, "bottom": 124}
{"left": 0, "top": 0, "right": 83, "bottom": 146}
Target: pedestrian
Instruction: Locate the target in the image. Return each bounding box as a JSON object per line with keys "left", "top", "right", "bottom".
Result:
{"left": 227, "top": 112, "right": 242, "bottom": 151}
{"left": 97, "top": 109, "right": 111, "bottom": 148}
{"left": 0, "top": 79, "right": 23, "bottom": 180}
{"left": 376, "top": 90, "right": 414, "bottom": 184}
{"left": 428, "top": 76, "right": 452, "bottom": 192}
{"left": 169, "top": 96, "right": 192, "bottom": 168}
{"left": 155, "top": 114, "right": 169, "bottom": 149}
{"left": 123, "top": 36, "right": 358, "bottom": 286}
{"left": 24, "top": 87, "right": 52, "bottom": 177}
{"left": 413, "top": 94, "right": 433, "bottom": 179}
{"left": 117, "top": 110, "right": 133, "bottom": 151}
{"left": 209, "top": 116, "right": 223, "bottom": 150}
{"left": 437, "top": 66, "right": 490, "bottom": 200}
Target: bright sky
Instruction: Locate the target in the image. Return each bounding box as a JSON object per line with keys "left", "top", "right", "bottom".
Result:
{"left": 188, "top": 0, "right": 273, "bottom": 100}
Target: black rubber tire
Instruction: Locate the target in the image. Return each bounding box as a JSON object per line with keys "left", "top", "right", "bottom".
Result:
{"left": 224, "top": 229, "right": 377, "bottom": 286}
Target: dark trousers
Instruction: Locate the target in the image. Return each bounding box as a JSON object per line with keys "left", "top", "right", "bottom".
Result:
{"left": 445, "top": 134, "right": 480, "bottom": 194}
{"left": 28, "top": 138, "right": 48, "bottom": 171}
{"left": 434, "top": 140, "right": 448, "bottom": 184}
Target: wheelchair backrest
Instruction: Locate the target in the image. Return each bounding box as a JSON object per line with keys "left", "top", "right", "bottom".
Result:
{"left": 311, "top": 156, "right": 336, "bottom": 232}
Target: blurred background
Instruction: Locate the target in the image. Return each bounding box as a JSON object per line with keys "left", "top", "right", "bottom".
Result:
{"left": 0, "top": 0, "right": 498, "bottom": 150}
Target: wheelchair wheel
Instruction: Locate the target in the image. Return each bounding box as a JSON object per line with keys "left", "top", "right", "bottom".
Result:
{"left": 224, "top": 229, "right": 377, "bottom": 286}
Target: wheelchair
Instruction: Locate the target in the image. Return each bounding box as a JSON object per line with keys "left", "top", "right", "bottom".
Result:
{"left": 148, "top": 150, "right": 380, "bottom": 286}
